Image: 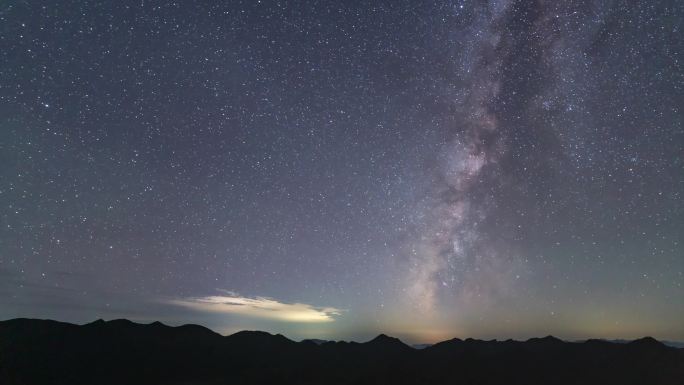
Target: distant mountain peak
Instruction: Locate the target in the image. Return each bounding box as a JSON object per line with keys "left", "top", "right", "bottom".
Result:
{"left": 528, "top": 335, "right": 563, "bottom": 344}
{"left": 227, "top": 330, "right": 294, "bottom": 345}
{"left": 229, "top": 330, "right": 282, "bottom": 338}
{"left": 84, "top": 319, "right": 135, "bottom": 328}
{"left": 232, "top": 330, "right": 265, "bottom": 335}
{"left": 372, "top": 333, "right": 392, "bottom": 340}
{"left": 366, "top": 334, "right": 409, "bottom": 348}
{"left": 629, "top": 336, "right": 664, "bottom": 347}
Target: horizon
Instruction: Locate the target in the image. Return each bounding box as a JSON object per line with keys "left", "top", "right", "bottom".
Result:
{"left": 3, "top": 316, "right": 683, "bottom": 346}
{"left": 1, "top": 1, "right": 682, "bottom": 346}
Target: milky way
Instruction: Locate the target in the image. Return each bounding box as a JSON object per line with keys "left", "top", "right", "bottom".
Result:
{"left": 1, "top": 1, "right": 682, "bottom": 343}
{"left": 409, "top": 1, "right": 579, "bottom": 315}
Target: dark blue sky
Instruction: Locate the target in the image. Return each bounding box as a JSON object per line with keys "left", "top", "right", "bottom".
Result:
{"left": 1, "top": 0, "right": 682, "bottom": 343}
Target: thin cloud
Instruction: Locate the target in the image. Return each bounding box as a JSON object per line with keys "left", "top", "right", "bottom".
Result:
{"left": 169, "top": 292, "right": 342, "bottom": 323}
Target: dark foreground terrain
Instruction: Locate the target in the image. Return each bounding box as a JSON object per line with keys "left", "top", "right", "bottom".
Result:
{"left": 1, "top": 318, "right": 682, "bottom": 385}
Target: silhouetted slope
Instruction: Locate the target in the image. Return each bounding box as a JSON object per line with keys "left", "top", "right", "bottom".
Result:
{"left": 0, "top": 318, "right": 682, "bottom": 385}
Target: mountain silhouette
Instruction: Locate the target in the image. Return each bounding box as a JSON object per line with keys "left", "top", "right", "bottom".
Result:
{"left": 0, "top": 318, "right": 682, "bottom": 385}
{"left": 364, "top": 333, "right": 413, "bottom": 352}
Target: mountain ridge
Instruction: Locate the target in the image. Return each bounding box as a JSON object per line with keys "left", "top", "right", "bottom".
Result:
{"left": 1, "top": 318, "right": 682, "bottom": 385}
{"left": 5, "top": 318, "right": 681, "bottom": 348}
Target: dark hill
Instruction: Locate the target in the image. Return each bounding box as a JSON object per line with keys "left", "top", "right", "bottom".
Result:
{"left": 0, "top": 318, "right": 682, "bottom": 385}
{"left": 364, "top": 333, "right": 412, "bottom": 352}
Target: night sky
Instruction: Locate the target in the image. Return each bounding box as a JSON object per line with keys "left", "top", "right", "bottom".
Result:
{"left": 1, "top": 0, "right": 682, "bottom": 343}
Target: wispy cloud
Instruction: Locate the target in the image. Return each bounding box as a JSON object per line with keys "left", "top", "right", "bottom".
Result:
{"left": 168, "top": 292, "right": 342, "bottom": 323}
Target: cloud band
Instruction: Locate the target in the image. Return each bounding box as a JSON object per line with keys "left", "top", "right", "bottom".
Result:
{"left": 169, "top": 293, "right": 342, "bottom": 323}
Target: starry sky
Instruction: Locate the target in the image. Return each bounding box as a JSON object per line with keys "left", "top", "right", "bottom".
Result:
{"left": 1, "top": 0, "right": 682, "bottom": 343}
